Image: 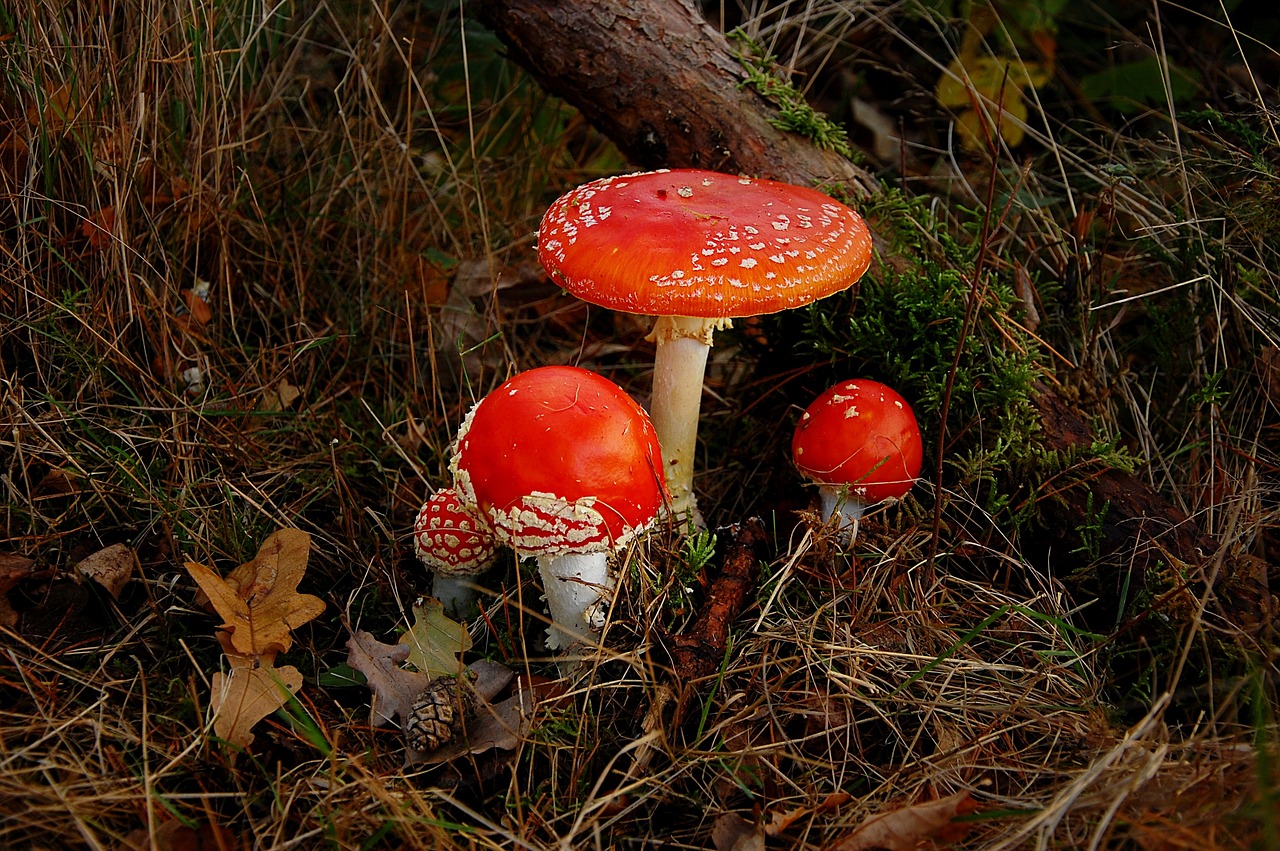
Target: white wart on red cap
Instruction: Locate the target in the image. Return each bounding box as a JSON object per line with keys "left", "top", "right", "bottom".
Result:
{"left": 450, "top": 365, "right": 666, "bottom": 555}
{"left": 414, "top": 488, "right": 496, "bottom": 576}
{"left": 537, "top": 169, "right": 873, "bottom": 319}
{"left": 792, "top": 379, "right": 923, "bottom": 534}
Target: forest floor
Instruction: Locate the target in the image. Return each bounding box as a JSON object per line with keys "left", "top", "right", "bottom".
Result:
{"left": 2, "top": 1, "right": 1278, "bottom": 848}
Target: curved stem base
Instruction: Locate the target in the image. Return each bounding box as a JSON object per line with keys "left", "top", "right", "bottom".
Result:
{"left": 536, "top": 551, "right": 614, "bottom": 650}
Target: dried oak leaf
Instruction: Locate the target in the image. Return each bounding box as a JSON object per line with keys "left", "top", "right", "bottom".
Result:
{"left": 121, "top": 819, "right": 240, "bottom": 851}
{"left": 345, "top": 629, "right": 431, "bottom": 727}
{"left": 257, "top": 379, "right": 301, "bottom": 413}
{"left": 764, "top": 792, "right": 852, "bottom": 837}
{"left": 210, "top": 653, "right": 303, "bottom": 749}
{"left": 75, "top": 543, "right": 136, "bottom": 599}
{"left": 185, "top": 529, "right": 325, "bottom": 657}
{"left": 711, "top": 813, "right": 764, "bottom": 851}
{"left": 0, "top": 553, "right": 40, "bottom": 627}
{"left": 830, "top": 792, "right": 978, "bottom": 851}
{"left": 402, "top": 597, "right": 471, "bottom": 676}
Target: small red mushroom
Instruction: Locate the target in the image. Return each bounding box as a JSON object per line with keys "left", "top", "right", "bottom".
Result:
{"left": 414, "top": 488, "right": 499, "bottom": 617}
{"left": 792, "top": 379, "right": 923, "bottom": 538}
{"left": 450, "top": 366, "right": 667, "bottom": 649}
{"left": 538, "top": 169, "right": 873, "bottom": 522}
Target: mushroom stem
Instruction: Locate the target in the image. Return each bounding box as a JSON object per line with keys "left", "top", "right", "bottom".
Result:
{"left": 431, "top": 573, "right": 484, "bottom": 619}
{"left": 817, "top": 486, "right": 868, "bottom": 541}
{"left": 535, "top": 551, "right": 614, "bottom": 650}
{"left": 648, "top": 315, "right": 726, "bottom": 524}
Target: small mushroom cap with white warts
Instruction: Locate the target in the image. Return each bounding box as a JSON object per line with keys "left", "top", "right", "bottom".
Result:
{"left": 537, "top": 169, "right": 873, "bottom": 319}
{"left": 450, "top": 366, "right": 667, "bottom": 556}
{"left": 414, "top": 489, "right": 498, "bottom": 576}
{"left": 792, "top": 379, "right": 923, "bottom": 504}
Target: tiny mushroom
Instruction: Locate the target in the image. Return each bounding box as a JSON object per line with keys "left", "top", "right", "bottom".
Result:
{"left": 414, "top": 488, "right": 499, "bottom": 617}
{"left": 538, "top": 169, "right": 873, "bottom": 522}
{"left": 450, "top": 365, "right": 667, "bottom": 649}
{"left": 791, "top": 379, "right": 923, "bottom": 537}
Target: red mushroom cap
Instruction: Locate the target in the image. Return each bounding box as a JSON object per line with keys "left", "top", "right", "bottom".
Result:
{"left": 450, "top": 366, "right": 667, "bottom": 556}
{"left": 414, "top": 488, "right": 497, "bottom": 576}
{"left": 792, "top": 379, "right": 923, "bottom": 504}
{"left": 537, "top": 169, "right": 873, "bottom": 319}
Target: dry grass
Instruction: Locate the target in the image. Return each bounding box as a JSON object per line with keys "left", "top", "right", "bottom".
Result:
{"left": 2, "top": 0, "right": 1278, "bottom": 848}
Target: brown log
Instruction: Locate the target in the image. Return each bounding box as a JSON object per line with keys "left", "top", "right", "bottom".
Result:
{"left": 473, "top": 0, "right": 878, "bottom": 196}
{"left": 475, "top": 0, "right": 1256, "bottom": 630}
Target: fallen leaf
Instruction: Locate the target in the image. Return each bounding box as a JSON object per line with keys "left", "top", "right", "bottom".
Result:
{"left": 120, "top": 819, "right": 241, "bottom": 851}
{"left": 0, "top": 553, "right": 39, "bottom": 627}
{"left": 934, "top": 5, "right": 1052, "bottom": 151}
{"left": 711, "top": 813, "right": 764, "bottom": 851}
{"left": 829, "top": 792, "right": 978, "bottom": 851}
{"left": 402, "top": 598, "right": 471, "bottom": 676}
{"left": 764, "top": 792, "right": 853, "bottom": 837}
{"left": 257, "top": 379, "right": 301, "bottom": 413}
{"left": 185, "top": 529, "right": 325, "bottom": 656}
{"left": 345, "top": 629, "right": 430, "bottom": 727}
{"left": 183, "top": 288, "right": 212, "bottom": 325}
{"left": 211, "top": 657, "right": 303, "bottom": 749}
{"left": 82, "top": 205, "right": 116, "bottom": 250}
{"left": 75, "top": 543, "right": 135, "bottom": 599}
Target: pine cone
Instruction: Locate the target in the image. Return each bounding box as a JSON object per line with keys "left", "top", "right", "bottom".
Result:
{"left": 405, "top": 674, "right": 476, "bottom": 752}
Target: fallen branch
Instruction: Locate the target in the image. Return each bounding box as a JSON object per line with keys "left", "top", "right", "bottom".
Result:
{"left": 662, "top": 517, "right": 767, "bottom": 680}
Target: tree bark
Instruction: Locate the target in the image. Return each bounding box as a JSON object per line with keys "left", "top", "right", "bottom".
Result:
{"left": 473, "top": 0, "right": 878, "bottom": 196}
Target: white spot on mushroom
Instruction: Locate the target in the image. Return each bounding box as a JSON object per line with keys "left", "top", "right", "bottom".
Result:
{"left": 677, "top": 186, "right": 693, "bottom": 198}
{"left": 740, "top": 258, "right": 757, "bottom": 269}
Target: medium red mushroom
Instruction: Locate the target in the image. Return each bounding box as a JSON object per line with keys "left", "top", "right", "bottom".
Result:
{"left": 414, "top": 488, "right": 499, "bottom": 617}
{"left": 791, "top": 379, "right": 923, "bottom": 537}
{"left": 538, "top": 169, "right": 873, "bottom": 522}
{"left": 450, "top": 366, "right": 667, "bottom": 649}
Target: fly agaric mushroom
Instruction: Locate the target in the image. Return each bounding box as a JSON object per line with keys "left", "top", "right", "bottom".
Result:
{"left": 414, "top": 488, "right": 499, "bottom": 617}
{"left": 450, "top": 366, "right": 667, "bottom": 649}
{"left": 791, "top": 379, "right": 923, "bottom": 537}
{"left": 537, "top": 169, "right": 873, "bottom": 521}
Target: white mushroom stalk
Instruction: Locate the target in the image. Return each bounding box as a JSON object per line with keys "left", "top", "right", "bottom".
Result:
{"left": 483, "top": 490, "right": 649, "bottom": 650}
{"left": 648, "top": 315, "right": 728, "bottom": 521}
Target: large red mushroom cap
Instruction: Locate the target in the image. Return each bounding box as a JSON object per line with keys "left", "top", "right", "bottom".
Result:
{"left": 450, "top": 366, "right": 667, "bottom": 555}
{"left": 414, "top": 488, "right": 497, "bottom": 576}
{"left": 792, "top": 379, "right": 923, "bottom": 506}
{"left": 537, "top": 168, "right": 873, "bottom": 319}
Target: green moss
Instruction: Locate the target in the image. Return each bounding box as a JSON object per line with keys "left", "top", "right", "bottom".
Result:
{"left": 728, "top": 29, "right": 854, "bottom": 159}
{"left": 794, "top": 189, "right": 1139, "bottom": 531}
